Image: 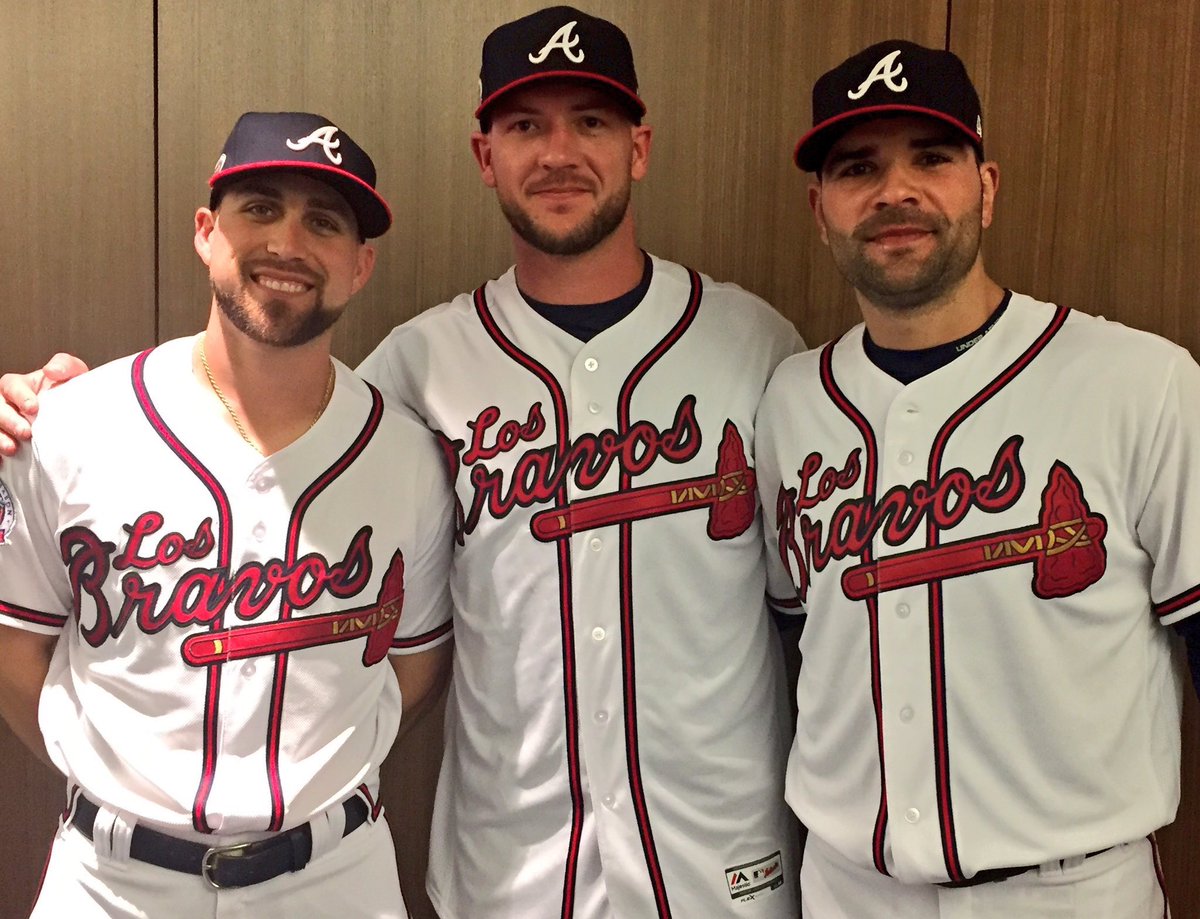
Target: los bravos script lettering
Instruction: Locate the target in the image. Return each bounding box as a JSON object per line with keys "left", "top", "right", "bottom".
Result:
{"left": 61, "top": 511, "right": 373, "bottom": 647}
{"left": 438, "top": 395, "right": 702, "bottom": 542}
{"left": 774, "top": 434, "right": 1025, "bottom": 601}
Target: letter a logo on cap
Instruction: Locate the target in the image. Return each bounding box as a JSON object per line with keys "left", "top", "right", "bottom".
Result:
{"left": 286, "top": 125, "right": 343, "bottom": 165}
{"left": 848, "top": 49, "right": 908, "bottom": 99}
{"left": 529, "top": 21, "right": 585, "bottom": 64}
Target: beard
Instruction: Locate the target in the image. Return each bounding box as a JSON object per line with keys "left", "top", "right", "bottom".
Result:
{"left": 498, "top": 173, "right": 631, "bottom": 256}
{"left": 826, "top": 197, "right": 984, "bottom": 312}
{"left": 212, "top": 263, "right": 343, "bottom": 348}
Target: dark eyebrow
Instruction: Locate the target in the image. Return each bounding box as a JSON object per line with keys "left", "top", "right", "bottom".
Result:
{"left": 227, "top": 178, "right": 353, "bottom": 222}
{"left": 910, "top": 131, "right": 966, "bottom": 151}
{"left": 823, "top": 144, "right": 876, "bottom": 172}
{"left": 230, "top": 179, "right": 283, "bottom": 200}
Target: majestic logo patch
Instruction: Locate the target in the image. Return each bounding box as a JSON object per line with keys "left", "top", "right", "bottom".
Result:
{"left": 725, "top": 850, "right": 784, "bottom": 901}
{"left": 529, "top": 21, "right": 585, "bottom": 64}
{"left": 0, "top": 478, "right": 15, "bottom": 545}
{"left": 286, "top": 125, "right": 343, "bottom": 165}
{"left": 848, "top": 49, "right": 908, "bottom": 99}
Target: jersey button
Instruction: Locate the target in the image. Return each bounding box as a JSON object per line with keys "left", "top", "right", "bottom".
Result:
{"left": 241, "top": 662, "right": 256, "bottom": 677}
{"left": 592, "top": 627, "right": 606, "bottom": 641}
{"left": 899, "top": 705, "right": 914, "bottom": 723}
{"left": 898, "top": 451, "right": 914, "bottom": 466}
{"left": 602, "top": 794, "right": 616, "bottom": 809}
{"left": 594, "top": 710, "right": 609, "bottom": 723}
{"left": 587, "top": 402, "right": 601, "bottom": 415}
{"left": 252, "top": 522, "right": 266, "bottom": 541}
{"left": 904, "top": 808, "right": 920, "bottom": 824}
{"left": 896, "top": 603, "right": 911, "bottom": 619}
{"left": 584, "top": 357, "right": 599, "bottom": 372}
{"left": 589, "top": 537, "right": 603, "bottom": 552}
{"left": 253, "top": 477, "right": 272, "bottom": 493}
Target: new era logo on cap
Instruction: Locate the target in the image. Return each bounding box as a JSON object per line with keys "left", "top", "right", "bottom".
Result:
{"left": 794, "top": 40, "right": 984, "bottom": 172}
{"left": 208, "top": 111, "right": 392, "bottom": 238}
{"left": 476, "top": 5, "right": 645, "bottom": 121}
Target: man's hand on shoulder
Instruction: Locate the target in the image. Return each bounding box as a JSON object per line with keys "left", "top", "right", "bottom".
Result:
{"left": 0, "top": 353, "right": 89, "bottom": 456}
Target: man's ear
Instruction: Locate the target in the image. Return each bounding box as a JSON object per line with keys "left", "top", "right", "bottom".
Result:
{"left": 194, "top": 208, "right": 217, "bottom": 265}
{"left": 350, "top": 244, "right": 377, "bottom": 296}
{"left": 979, "top": 161, "right": 1000, "bottom": 229}
{"left": 630, "top": 123, "right": 652, "bottom": 182}
{"left": 471, "top": 131, "right": 497, "bottom": 189}
{"left": 808, "top": 181, "right": 829, "bottom": 245}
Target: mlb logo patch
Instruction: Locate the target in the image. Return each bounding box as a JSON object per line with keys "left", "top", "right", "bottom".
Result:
{"left": 725, "top": 850, "right": 784, "bottom": 900}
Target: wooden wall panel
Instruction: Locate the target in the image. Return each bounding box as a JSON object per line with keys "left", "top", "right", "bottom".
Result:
{"left": 627, "top": 0, "right": 946, "bottom": 347}
{"left": 0, "top": 2, "right": 156, "bottom": 371}
{"left": 0, "top": 3, "right": 154, "bottom": 915}
{"left": 951, "top": 2, "right": 1200, "bottom": 914}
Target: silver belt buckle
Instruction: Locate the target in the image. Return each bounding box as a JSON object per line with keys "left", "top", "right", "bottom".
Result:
{"left": 202, "top": 840, "right": 256, "bottom": 889}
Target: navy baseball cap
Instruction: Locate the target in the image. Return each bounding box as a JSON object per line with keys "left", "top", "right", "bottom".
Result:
{"left": 476, "top": 6, "right": 645, "bottom": 122}
{"left": 795, "top": 40, "right": 984, "bottom": 172}
{"left": 209, "top": 112, "right": 392, "bottom": 238}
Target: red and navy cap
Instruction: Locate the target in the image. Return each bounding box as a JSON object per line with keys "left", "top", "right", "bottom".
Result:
{"left": 476, "top": 5, "right": 645, "bottom": 122}
{"left": 208, "top": 112, "right": 392, "bottom": 238}
{"left": 795, "top": 40, "right": 984, "bottom": 172}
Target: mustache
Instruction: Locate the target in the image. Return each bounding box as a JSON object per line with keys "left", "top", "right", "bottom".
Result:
{"left": 853, "top": 208, "right": 946, "bottom": 242}
{"left": 527, "top": 171, "right": 598, "bottom": 195}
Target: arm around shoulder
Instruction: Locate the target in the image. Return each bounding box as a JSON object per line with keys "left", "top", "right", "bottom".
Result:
{"left": 0, "top": 353, "right": 90, "bottom": 456}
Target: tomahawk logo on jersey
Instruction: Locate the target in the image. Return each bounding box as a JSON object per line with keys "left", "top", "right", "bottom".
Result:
{"left": 772, "top": 434, "right": 1108, "bottom": 605}
{"left": 438, "top": 392, "right": 756, "bottom": 544}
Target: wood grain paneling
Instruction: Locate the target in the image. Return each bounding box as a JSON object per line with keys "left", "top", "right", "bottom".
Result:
{"left": 626, "top": 0, "right": 947, "bottom": 347}
{"left": 951, "top": 2, "right": 1200, "bottom": 914}
{"left": 0, "top": 3, "right": 154, "bottom": 915}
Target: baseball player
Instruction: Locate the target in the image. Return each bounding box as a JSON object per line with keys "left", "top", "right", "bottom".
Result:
{"left": 755, "top": 40, "right": 1200, "bottom": 917}
{"left": 355, "top": 8, "right": 802, "bottom": 917}
{"left": 0, "top": 111, "right": 453, "bottom": 918}
{"left": 0, "top": 9, "right": 803, "bottom": 918}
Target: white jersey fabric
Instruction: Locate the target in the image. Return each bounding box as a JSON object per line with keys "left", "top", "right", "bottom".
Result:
{"left": 756, "top": 292, "right": 1200, "bottom": 892}
{"left": 0, "top": 335, "right": 453, "bottom": 843}
{"left": 358, "top": 255, "right": 803, "bottom": 919}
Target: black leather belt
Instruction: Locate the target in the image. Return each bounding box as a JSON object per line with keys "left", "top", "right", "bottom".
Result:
{"left": 937, "top": 847, "right": 1112, "bottom": 889}
{"left": 70, "top": 792, "right": 370, "bottom": 889}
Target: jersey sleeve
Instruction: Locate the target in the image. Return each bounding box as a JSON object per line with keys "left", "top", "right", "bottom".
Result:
{"left": 388, "top": 429, "right": 455, "bottom": 656}
{"left": 0, "top": 431, "right": 70, "bottom": 635}
{"left": 1136, "top": 349, "right": 1200, "bottom": 626}
{"left": 754, "top": 364, "right": 807, "bottom": 618}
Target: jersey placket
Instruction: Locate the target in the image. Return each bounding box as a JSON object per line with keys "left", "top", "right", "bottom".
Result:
{"left": 201, "top": 458, "right": 282, "bottom": 834}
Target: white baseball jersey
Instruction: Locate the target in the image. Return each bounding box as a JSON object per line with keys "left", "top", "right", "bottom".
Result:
{"left": 358, "top": 255, "right": 803, "bottom": 919}
{"left": 0, "top": 335, "right": 453, "bottom": 841}
{"left": 756, "top": 292, "right": 1200, "bottom": 888}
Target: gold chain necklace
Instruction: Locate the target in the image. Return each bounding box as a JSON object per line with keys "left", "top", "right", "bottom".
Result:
{"left": 199, "top": 334, "right": 335, "bottom": 454}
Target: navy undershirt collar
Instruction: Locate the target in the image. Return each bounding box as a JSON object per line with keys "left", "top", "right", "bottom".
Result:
{"left": 863, "top": 290, "right": 1013, "bottom": 384}
{"left": 520, "top": 251, "right": 654, "bottom": 342}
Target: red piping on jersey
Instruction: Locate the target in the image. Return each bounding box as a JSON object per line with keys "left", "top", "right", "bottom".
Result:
{"left": 391, "top": 619, "right": 453, "bottom": 649}
{"left": 0, "top": 600, "right": 67, "bottom": 628}
{"left": 357, "top": 782, "right": 385, "bottom": 820}
{"left": 473, "top": 284, "right": 585, "bottom": 919}
{"left": 612, "top": 267, "right": 703, "bottom": 919}
{"left": 819, "top": 339, "right": 891, "bottom": 877}
{"left": 923, "top": 298, "right": 1068, "bottom": 882}
{"left": 132, "top": 348, "right": 234, "bottom": 834}
{"left": 262, "top": 383, "right": 385, "bottom": 831}
{"left": 1152, "top": 583, "right": 1200, "bottom": 619}
{"left": 1148, "top": 834, "right": 1169, "bottom": 918}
